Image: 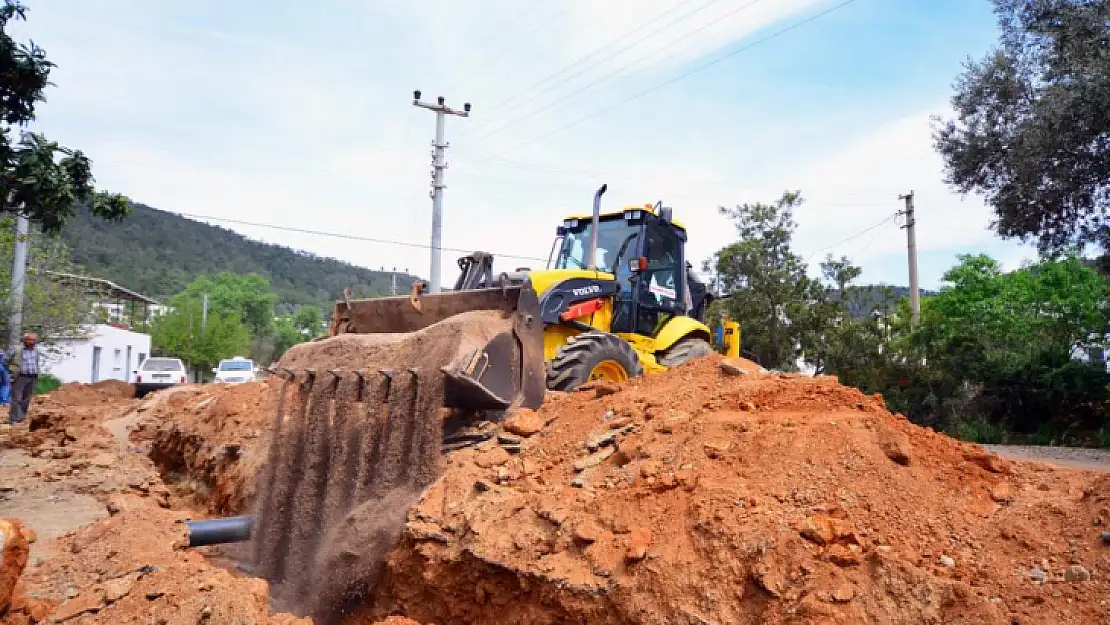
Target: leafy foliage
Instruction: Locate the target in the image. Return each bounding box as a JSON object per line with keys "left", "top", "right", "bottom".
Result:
{"left": 0, "top": 218, "right": 102, "bottom": 358}
{"left": 60, "top": 203, "right": 417, "bottom": 312}
{"left": 0, "top": 1, "right": 128, "bottom": 231}
{"left": 172, "top": 272, "right": 277, "bottom": 337}
{"left": 271, "top": 316, "right": 307, "bottom": 363}
{"left": 906, "top": 253, "right": 1110, "bottom": 433}
{"left": 149, "top": 298, "right": 251, "bottom": 376}
{"left": 934, "top": 0, "right": 1110, "bottom": 253}
{"left": 706, "top": 191, "right": 813, "bottom": 370}
{"left": 152, "top": 272, "right": 323, "bottom": 367}
{"left": 707, "top": 190, "right": 1110, "bottom": 445}
{"left": 33, "top": 372, "right": 60, "bottom": 395}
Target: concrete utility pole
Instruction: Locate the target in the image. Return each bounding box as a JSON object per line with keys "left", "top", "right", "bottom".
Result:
{"left": 201, "top": 293, "right": 209, "bottom": 333}
{"left": 899, "top": 191, "right": 921, "bottom": 329}
{"left": 390, "top": 271, "right": 398, "bottom": 297}
{"left": 412, "top": 90, "right": 471, "bottom": 294}
{"left": 7, "top": 214, "right": 29, "bottom": 351}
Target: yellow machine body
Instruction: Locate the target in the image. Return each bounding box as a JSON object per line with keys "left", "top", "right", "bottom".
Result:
{"left": 317, "top": 185, "right": 728, "bottom": 408}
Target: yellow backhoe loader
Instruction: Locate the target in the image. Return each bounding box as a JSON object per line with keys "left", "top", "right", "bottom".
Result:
{"left": 247, "top": 185, "right": 742, "bottom": 604}
{"left": 285, "top": 184, "right": 734, "bottom": 413}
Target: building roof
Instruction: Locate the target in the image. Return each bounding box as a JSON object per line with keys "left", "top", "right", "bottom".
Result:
{"left": 44, "top": 271, "right": 161, "bottom": 305}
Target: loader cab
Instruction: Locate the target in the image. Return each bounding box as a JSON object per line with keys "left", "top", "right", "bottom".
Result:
{"left": 550, "top": 205, "right": 690, "bottom": 337}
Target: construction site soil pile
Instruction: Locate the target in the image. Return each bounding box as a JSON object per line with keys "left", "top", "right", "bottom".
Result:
{"left": 137, "top": 383, "right": 275, "bottom": 516}
{"left": 1, "top": 380, "right": 140, "bottom": 453}
{"left": 249, "top": 311, "right": 515, "bottom": 621}
{"left": 355, "top": 355, "right": 1110, "bottom": 625}
{"left": 0, "top": 383, "right": 311, "bottom": 625}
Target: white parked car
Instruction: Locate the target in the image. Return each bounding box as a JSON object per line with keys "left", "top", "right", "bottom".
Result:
{"left": 212, "top": 357, "right": 258, "bottom": 384}
{"left": 134, "top": 357, "right": 188, "bottom": 398}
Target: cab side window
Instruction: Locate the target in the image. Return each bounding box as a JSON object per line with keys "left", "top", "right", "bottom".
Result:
{"left": 642, "top": 222, "right": 684, "bottom": 313}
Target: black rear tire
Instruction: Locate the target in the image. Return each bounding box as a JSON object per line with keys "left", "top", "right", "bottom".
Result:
{"left": 657, "top": 337, "right": 714, "bottom": 368}
{"left": 546, "top": 331, "right": 643, "bottom": 392}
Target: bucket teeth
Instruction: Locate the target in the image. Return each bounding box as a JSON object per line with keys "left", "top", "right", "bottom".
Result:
{"left": 353, "top": 371, "right": 390, "bottom": 504}
{"left": 252, "top": 367, "right": 450, "bottom": 604}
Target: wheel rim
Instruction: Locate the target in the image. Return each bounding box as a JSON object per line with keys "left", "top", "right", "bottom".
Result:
{"left": 588, "top": 360, "right": 628, "bottom": 382}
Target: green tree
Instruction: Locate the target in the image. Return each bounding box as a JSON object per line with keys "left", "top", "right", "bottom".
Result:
{"left": 173, "top": 272, "right": 277, "bottom": 337}
{"left": 293, "top": 305, "right": 323, "bottom": 336}
{"left": 271, "top": 315, "right": 306, "bottom": 362}
{"left": 706, "top": 191, "right": 814, "bottom": 370}
{"left": 150, "top": 298, "right": 250, "bottom": 377}
{"left": 900, "top": 253, "right": 1110, "bottom": 435}
{"left": 60, "top": 204, "right": 412, "bottom": 310}
{"left": 796, "top": 255, "right": 873, "bottom": 376}
{"left": 0, "top": 216, "right": 102, "bottom": 357}
{"left": 934, "top": 0, "right": 1110, "bottom": 253}
{"left": 0, "top": 1, "right": 128, "bottom": 231}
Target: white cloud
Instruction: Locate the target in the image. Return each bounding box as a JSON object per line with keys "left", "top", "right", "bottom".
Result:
{"left": 6, "top": 1, "right": 1031, "bottom": 295}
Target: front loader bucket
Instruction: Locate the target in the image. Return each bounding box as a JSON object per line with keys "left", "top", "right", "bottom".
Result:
{"left": 251, "top": 282, "right": 546, "bottom": 610}
{"left": 284, "top": 282, "right": 545, "bottom": 412}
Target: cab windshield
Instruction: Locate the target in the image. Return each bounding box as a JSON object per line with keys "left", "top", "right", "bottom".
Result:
{"left": 218, "top": 360, "right": 252, "bottom": 372}
{"left": 553, "top": 219, "right": 640, "bottom": 274}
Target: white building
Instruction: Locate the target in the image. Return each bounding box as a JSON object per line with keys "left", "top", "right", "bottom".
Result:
{"left": 47, "top": 323, "right": 152, "bottom": 384}
{"left": 42, "top": 273, "right": 160, "bottom": 384}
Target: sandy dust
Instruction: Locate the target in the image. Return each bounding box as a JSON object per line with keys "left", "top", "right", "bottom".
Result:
{"left": 250, "top": 310, "right": 496, "bottom": 621}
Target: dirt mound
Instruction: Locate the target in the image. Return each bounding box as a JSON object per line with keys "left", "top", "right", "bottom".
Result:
{"left": 139, "top": 383, "right": 274, "bottom": 515}
{"left": 1, "top": 379, "right": 309, "bottom": 625}
{"left": 354, "top": 356, "right": 1109, "bottom": 624}
{"left": 0, "top": 518, "right": 30, "bottom": 613}
{"left": 1, "top": 383, "right": 141, "bottom": 452}
{"left": 7, "top": 507, "right": 309, "bottom": 624}
{"left": 48, "top": 380, "right": 136, "bottom": 406}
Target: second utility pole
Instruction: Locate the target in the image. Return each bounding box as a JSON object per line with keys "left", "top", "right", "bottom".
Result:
{"left": 412, "top": 90, "right": 471, "bottom": 294}
{"left": 899, "top": 190, "right": 921, "bottom": 329}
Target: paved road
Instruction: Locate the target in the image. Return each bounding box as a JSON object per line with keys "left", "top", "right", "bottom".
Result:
{"left": 984, "top": 444, "right": 1110, "bottom": 473}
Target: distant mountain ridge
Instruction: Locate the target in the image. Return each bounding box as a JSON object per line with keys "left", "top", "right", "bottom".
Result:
{"left": 60, "top": 204, "right": 418, "bottom": 312}
{"left": 838, "top": 284, "right": 937, "bottom": 318}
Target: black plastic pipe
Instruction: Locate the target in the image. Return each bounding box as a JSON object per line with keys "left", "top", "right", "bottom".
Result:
{"left": 185, "top": 515, "right": 255, "bottom": 547}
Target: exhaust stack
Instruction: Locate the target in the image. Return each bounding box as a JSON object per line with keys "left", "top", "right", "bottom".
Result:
{"left": 585, "top": 183, "right": 607, "bottom": 271}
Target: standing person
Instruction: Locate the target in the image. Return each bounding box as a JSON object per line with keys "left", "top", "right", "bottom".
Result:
{"left": 8, "top": 332, "right": 41, "bottom": 425}
{"left": 0, "top": 352, "right": 10, "bottom": 409}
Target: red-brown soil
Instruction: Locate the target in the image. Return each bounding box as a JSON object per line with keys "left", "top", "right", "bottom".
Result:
{"left": 3, "top": 355, "right": 1109, "bottom": 625}
{"left": 358, "top": 356, "right": 1109, "bottom": 624}
{"left": 136, "top": 382, "right": 276, "bottom": 515}
{"left": 0, "top": 382, "right": 308, "bottom": 625}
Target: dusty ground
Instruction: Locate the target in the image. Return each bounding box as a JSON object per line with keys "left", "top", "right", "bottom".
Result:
{"left": 0, "top": 381, "right": 314, "bottom": 625}
{"left": 2, "top": 364, "right": 1109, "bottom": 624}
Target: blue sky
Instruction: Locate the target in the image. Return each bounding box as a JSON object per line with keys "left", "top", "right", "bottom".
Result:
{"left": 12, "top": 0, "right": 1035, "bottom": 292}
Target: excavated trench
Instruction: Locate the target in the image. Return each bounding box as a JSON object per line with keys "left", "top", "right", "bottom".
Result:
{"left": 134, "top": 347, "right": 1110, "bottom": 625}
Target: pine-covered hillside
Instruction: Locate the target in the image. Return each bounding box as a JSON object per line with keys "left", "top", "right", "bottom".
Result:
{"left": 60, "top": 204, "right": 417, "bottom": 310}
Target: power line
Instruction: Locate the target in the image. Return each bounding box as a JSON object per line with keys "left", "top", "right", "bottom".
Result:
{"left": 171, "top": 211, "right": 548, "bottom": 262}
{"left": 444, "top": 2, "right": 571, "bottom": 98}
{"left": 805, "top": 211, "right": 900, "bottom": 262}
{"left": 462, "top": 0, "right": 735, "bottom": 132}
{"left": 440, "top": 2, "right": 549, "bottom": 93}
{"left": 466, "top": 0, "right": 860, "bottom": 163}
{"left": 855, "top": 217, "right": 896, "bottom": 256}
{"left": 463, "top": 0, "right": 767, "bottom": 147}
